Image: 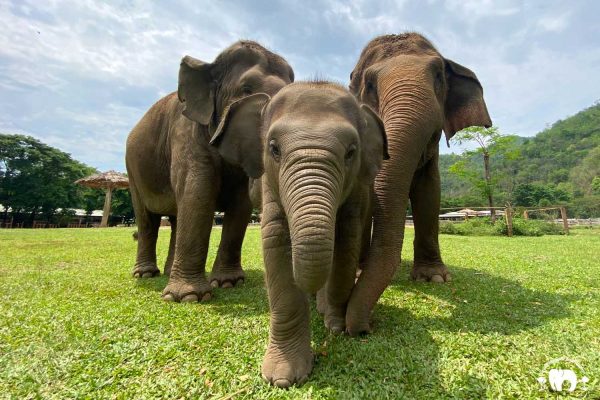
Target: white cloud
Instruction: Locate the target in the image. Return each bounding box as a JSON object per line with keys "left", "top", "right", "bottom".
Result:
{"left": 537, "top": 13, "right": 570, "bottom": 33}
{"left": 0, "top": 0, "right": 599, "bottom": 166}
{"left": 443, "top": 0, "right": 520, "bottom": 19}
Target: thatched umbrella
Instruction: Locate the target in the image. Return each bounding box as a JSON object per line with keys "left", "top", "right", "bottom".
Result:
{"left": 76, "top": 170, "right": 129, "bottom": 227}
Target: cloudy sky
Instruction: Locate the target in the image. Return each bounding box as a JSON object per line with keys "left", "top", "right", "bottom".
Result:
{"left": 1, "top": 0, "right": 598, "bottom": 171}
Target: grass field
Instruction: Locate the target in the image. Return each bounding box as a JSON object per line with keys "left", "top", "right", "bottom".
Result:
{"left": 1, "top": 226, "right": 599, "bottom": 399}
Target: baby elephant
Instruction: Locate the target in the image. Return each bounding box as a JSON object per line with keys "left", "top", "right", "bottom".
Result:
{"left": 210, "top": 82, "right": 388, "bottom": 387}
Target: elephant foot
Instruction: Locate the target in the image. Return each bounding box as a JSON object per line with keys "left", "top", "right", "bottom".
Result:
{"left": 261, "top": 343, "right": 313, "bottom": 388}
{"left": 316, "top": 291, "right": 346, "bottom": 334}
{"left": 315, "top": 288, "right": 327, "bottom": 315}
{"left": 209, "top": 264, "right": 245, "bottom": 288}
{"left": 411, "top": 261, "right": 452, "bottom": 283}
{"left": 345, "top": 317, "right": 372, "bottom": 337}
{"left": 132, "top": 263, "right": 160, "bottom": 278}
{"left": 162, "top": 274, "right": 212, "bottom": 303}
{"left": 324, "top": 310, "right": 346, "bottom": 334}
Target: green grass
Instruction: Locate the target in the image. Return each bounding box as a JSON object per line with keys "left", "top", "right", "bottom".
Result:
{"left": 1, "top": 226, "right": 599, "bottom": 399}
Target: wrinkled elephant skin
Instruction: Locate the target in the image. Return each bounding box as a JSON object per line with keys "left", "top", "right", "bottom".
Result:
{"left": 210, "top": 82, "right": 388, "bottom": 387}
{"left": 126, "top": 41, "right": 293, "bottom": 302}
{"left": 346, "top": 33, "right": 492, "bottom": 334}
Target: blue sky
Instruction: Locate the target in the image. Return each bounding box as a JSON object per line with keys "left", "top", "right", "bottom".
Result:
{"left": 1, "top": 0, "right": 599, "bottom": 172}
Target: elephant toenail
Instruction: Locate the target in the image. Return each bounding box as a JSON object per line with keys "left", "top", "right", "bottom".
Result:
{"left": 181, "top": 294, "right": 199, "bottom": 303}
{"left": 210, "top": 280, "right": 219, "bottom": 288}
{"left": 141, "top": 272, "right": 154, "bottom": 278}
{"left": 415, "top": 276, "right": 427, "bottom": 282}
{"left": 331, "top": 326, "right": 344, "bottom": 335}
{"left": 133, "top": 272, "right": 140, "bottom": 278}
{"left": 201, "top": 293, "right": 212, "bottom": 302}
{"left": 222, "top": 281, "right": 234, "bottom": 288}
{"left": 273, "top": 378, "right": 292, "bottom": 388}
{"left": 162, "top": 293, "right": 175, "bottom": 302}
{"left": 431, "top": 275, "right": 445, "bottom": 283}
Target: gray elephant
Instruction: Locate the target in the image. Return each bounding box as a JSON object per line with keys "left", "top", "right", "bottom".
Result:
{"left": 345, "top": 33, "right": 492, "bottom": 334}
{"left": 125, "top": 41, "right": 293, "bottom": 302}
{"left": 210, "top": 82, "right": 388, "bottom": 387}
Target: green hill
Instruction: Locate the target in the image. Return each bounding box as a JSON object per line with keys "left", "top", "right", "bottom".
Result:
{"left": 440, "top": 101, "right": 600, "bottom": 217}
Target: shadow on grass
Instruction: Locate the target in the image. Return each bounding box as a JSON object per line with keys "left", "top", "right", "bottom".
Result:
{"left": 304, "top": 262, "right": 573, "bottom": 397}
{"left": 133, "top": 260, "right": 574, "bottom": 397}
{"left": 307, "top": 303, "right": 489, "bottom": 398}
{"left": 133, "top": 269, "right": 270, "bottom": 316}
{"left": 388, "top": 262, "right": 574, "bottom": 335}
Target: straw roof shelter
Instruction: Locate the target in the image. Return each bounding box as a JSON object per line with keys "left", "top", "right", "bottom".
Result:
{"left": 75, "top": 170, "right": 129, "bottom": 227}
{"left": 458, "top": 208, "right": 479, "bottom": 217}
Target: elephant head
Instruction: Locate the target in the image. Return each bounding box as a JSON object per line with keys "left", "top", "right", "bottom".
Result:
{"left": 210, "top": 82, "right": 388, "bottom": 293}
{"left": 177, "top": 40, "right": 294, "bottom": 138}
{"left": 350, "top": 33, "right": 491, "bottom": 150}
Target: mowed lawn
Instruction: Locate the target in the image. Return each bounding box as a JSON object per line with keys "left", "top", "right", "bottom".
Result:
{"left": 1, "top": 226, "right": 599, "bottom": 399}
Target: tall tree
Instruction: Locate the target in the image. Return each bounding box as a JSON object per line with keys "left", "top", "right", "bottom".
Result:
{"left": 449, "top": 126, "right": 520, "bottom": 221}
{"left": 0, "top": 134, "right": 96, "bottom": 225}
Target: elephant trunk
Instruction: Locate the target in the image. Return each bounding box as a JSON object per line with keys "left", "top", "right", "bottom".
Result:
{"left": 280, "top": 149, "right": 341, "bottom": 294}
{"left": 347, "top": 75, "right": 440, "bottom": 330}
{"left": 372, "top": 74, "right": 439, "bottom": 245}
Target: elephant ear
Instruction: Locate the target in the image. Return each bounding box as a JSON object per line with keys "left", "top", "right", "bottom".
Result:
{"left": 443, "top": 58, "right": 492, "bottom": 146}
{"left": 178, "top": 55, "right": 215, "bottom": 125}
{"left": 209, "top": 93, "right": 270, "bottom": 178}
{"left": 359, "top": 104, "right": 389, "bottom": 184}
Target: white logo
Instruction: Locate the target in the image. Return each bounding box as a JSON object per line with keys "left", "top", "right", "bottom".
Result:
{"left": 537, "top": 357, "right": 590, "bottom": 394}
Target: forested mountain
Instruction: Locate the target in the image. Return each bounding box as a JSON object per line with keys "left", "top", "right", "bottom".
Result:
{"left": 440, "top": 101, "right": 600, "bottom": 217}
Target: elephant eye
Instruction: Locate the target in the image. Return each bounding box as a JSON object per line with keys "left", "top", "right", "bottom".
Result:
{"left": 345, "top": 144, "right": 357, "bottom": 162}
{"left": 241, "top": 86, "right": 253, "bottom": 95}
{"left": 269, "top": 139, "right": 280, "bottom": 161}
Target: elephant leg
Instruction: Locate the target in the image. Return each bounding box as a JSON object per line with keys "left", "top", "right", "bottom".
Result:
{"left": 358, "top": 210, "right": 373, "bottom": 270}
{"left": 346, "top": 167, "right": 412, "bottom": 336}
{"left": 409, "top": 158, "right": 451, "bottom": 283}
{"left": 323, "top": 202, "right": 362, "bottom": 334}
{"left": 261, "top": 185, "right": 312, "bottom": 388}
{"left": 131, "top": 187, "right": 161, "bottom": 278}
{"left": 163, "top": 216, "right": 177, "bottom": 277}
{"left": 209, "top": 189, "right": 252, "bottom": 288}
{"left": 162, "top": 183, "right": 216, "bottom": 303}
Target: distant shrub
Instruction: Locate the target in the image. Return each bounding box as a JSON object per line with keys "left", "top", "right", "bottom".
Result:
{"left": 439, "top": 218, "right": 498, "bottom": 236}
{"left": 496, "top": 217, "right": 565, "bottom": 236}
{"left": 439, "top": 222, "right": 463, "bottom": 235}
{"left": 439, "top": 217, "right": 565, "bottom": 236}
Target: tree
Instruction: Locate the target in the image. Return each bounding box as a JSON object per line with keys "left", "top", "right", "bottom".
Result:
{"left": 449, "top": 126, "right": 520, "bottom": 222}
{"left": 570, "top": 146, "right": 600, "bottom": 196}
{"left": 111, "top": 189, "right": 134, "bottom": 224}
{"left": 592, "top": 177, "right": 600, "bottom": 195}
{"left": 513, "top": 183, "right": 571, "bottom": 207}
{"left": 0, "top": 134, "right": 96, "bottom": 225}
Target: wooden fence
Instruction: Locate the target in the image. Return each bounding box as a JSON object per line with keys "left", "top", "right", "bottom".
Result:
{"left": 437, "top": 205, "right": 572, "bottom": 236}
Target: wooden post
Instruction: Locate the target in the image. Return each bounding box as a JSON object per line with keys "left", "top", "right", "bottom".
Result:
{"left": 560, "top": 206, "right": 569, "bottom": 234}
{"left": 505, "top": 205, "right": 513, "bottom": 237}
{"left": 523, "top": 210, "right": 529, "bottom": 219}
{"left": 100, "top": 187, "right": 113, "bottom": 228}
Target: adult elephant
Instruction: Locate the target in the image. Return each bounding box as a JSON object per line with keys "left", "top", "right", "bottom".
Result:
{"left": 346, "top": 33, "right": 492, "bottom": 334}
{"left": 126, "top": 41, "right": 294, "bottom": 302}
